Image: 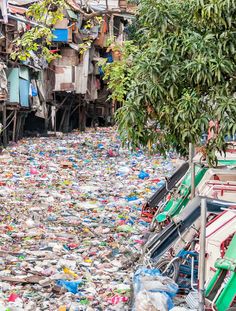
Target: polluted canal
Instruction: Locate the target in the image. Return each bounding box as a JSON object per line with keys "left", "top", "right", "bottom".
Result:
{"left": 0, "top": 128, "right": 176, "bottom": 310}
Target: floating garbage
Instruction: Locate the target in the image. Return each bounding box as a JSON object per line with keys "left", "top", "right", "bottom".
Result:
{"left": 0, "top": 128, "right": 176, "bottom": 309}
{"left": 138, "top": 170, "right": 150, "bottom": 180}
{"left": 56, "top": 280, "right": 83, "bottom": 294}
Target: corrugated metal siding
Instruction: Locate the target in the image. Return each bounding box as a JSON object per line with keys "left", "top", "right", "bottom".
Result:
{"left": 54, "top": 66, "right": 75, "bottom": 91}
{"left": 19, "top": 78, "right": 29, "bottom": 107}
{"left": 75, "top": 50, "right": 89, "bottom": 94}
{"left": 7, "top": 68, "right": 20, "bottom": 103}
{"left": 19, "top": 66, "right": 29, "bottom": 80}
{"left": 7, "top": 67, "right": 30, "bottom": 107}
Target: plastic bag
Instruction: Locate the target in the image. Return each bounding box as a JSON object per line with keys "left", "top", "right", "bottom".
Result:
{"left": 138, "top": 171, "right": 150, "bottom": 179}
{"left": 30, "top": 83, "right": 38, "bottom": 97}
{"left": 132, "top": 267, "right": 178, "bottom": 311}
{"left": 135, "top": 290, "right": 170, "bottom": 311}
{"left": 56, "top": 280, "right": 83, "bottom": 294}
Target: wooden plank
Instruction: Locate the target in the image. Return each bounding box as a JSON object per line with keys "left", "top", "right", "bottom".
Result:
{"left": 2, "top": 102, "right": 7, "bottom": 146}
{"left": 63, "top": 102, "right": 72, "bottom": 133}
{"left": 6, "top": 110, "right": 14, "bottom": 122}
{"left": 0, "top": 275, "right": 45, "bottom": 284}
{"left": 59, "top": 108, "right": 67, "bottom": 131}
{"left": 15, "top": 112, "right": 22, "bottom": 142}
{"left": 20, "top": 113, "right": 27, "bottom": 139}
{"left": 0, "top": 94, "right": 7, "bottom": 101}
{"left": 12, "top": 109, "right": 17, "bottom": 142}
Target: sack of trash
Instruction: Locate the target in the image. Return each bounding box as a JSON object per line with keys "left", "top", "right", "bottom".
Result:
{"left": 132, "top": 267, "right": 178, "bottom": 311}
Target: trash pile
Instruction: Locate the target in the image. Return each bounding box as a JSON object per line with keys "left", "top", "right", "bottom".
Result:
{"left": 0, "top": 128, "right": 177, "bottom": 310}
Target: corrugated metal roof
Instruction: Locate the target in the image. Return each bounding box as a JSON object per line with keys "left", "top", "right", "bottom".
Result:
{"left": 67, "top": 9, "right": 78, "bottom": 20}
{"left": 8, "top": 4, "right": 27, "bottom": 14}
{"left": 8, "top": 0, "right": 37, "bottom": 6}
{"left": 80, "top": 0, "right": 119, "bottom": 10}
{"left": 9, "top": 0, "right": 119, "bottom": 9}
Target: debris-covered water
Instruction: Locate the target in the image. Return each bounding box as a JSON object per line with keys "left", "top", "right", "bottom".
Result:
{"left": 0, "top": 128, "right": 176, "bottom": 310}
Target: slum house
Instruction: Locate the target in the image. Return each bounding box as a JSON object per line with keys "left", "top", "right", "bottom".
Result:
{"left": 0, "top": 0, "right": 134, "bottom": 146}
{"left": 0, "top": 1, "right": 32, "bottom": 146}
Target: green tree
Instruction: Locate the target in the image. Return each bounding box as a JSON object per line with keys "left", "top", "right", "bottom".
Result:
{"left": 104, "top": 0, "right": 236, "bottom": 165}
{"left": 11, "top": 0, "right": 129, "bottom": 63}
{"left": 11, "top": 0, "right": 65, "bottom": 63}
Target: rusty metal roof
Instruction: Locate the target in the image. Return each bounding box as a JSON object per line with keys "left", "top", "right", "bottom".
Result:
{"left": 8, "top": 0, "right": 37, "bottom": 6}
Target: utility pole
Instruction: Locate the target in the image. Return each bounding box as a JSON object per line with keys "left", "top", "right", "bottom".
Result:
{"left": 199, "top": 198, "right": 207, "bottom": 311}
{"left": 189, "top": 143, "right": 195, "bottom": 199}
